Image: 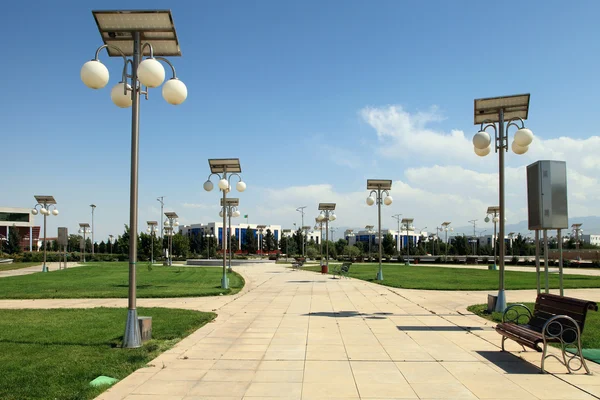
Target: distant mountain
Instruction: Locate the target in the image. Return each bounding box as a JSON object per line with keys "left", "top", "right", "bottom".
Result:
{"left": 452, "top": 216, "right": 600, "bottom": 237}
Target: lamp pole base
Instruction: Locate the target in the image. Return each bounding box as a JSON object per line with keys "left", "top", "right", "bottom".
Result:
{"left": 376, "top": 270, "right": 383, "bottom": 281}
{"left": 221, "top": 276, "right": 229, "bottom": 289}
{"left": 494, "top": 289, "right": 507, "bottom": 313}
{"left": 42, "top": 264, "right": 49, "bottom": 273}
{"left": 122, "top": 309, "right": 142, "bottom": 348}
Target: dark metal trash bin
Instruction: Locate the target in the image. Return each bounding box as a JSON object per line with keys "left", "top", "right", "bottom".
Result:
{"left": 321, "top": 264, "right": 328, "bottom": 274}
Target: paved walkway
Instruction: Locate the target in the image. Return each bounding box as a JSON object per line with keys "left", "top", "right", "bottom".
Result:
{"left": 2, "top": 263, "right": 600, "bottom": 399}
{"left": 0, "top": 261, "right": 81, "bottom": 278}
{"left": 414, "top": 262, "right": 600, "bottom": 276}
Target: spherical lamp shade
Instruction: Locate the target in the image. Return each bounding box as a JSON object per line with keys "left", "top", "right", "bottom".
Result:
{"left": 31, "top": 209, "right": 38, "bottom": 215}
{"left": 450, "top": 227, "right": 454, "bottom": 232}
{"left": 484, "top": 216, "right": 490, "bottom": 223}
{"left": 473, "top": 131, "right": 492, "bottom": 150}
{"left": 218, "top": 179, "right": 229, "bottom": 190}
{"left": 174, "top": 221, "right": 179, "bottom": 227}
{"left": 236, "top": 181, "right": 247, "bottom": 192}
{"left": 81, "top": 60, "right": 109, "bottom": 89}
{"left": 366, "top": 196, "right": 375, "bottom": 206}
{"left": 219, "top": 210, "right": 224, "bottom": 218}
{"left": 40, "top": 208, "right": 47, "bottom": 215}
{"left": 78, "top": 229, "right": 83, "bottom": 234}
{"left": 514, "top": 128, "right": 533, "bottom": 147}
{"left": 317, "top": 214, "right": 325, "bottom": 222}
{"left": 164, "top": 220, "right": 170, "bottom": 227}
{"left": 330, "top": 213, "right": 337, "bottom": 221}
{"left": 111, "top": 82, "right": 132, "bottom": 108}
{"left": 493, "top": 216, "right": 500, "bottom": 223}
{"left": 511, "top": 141, "right": 529, "bottom": 155}
{"left": 203, "top": 180, "right": 214, "bottom": 192}
{"left": 233, "top": 210, "right": 241, "bottom": 217}
{"left": 474, "top": 146, "right": 491, "bottom": 157}
{"left": 383, "top": 196, "right": 393, "bottom": 206}
{"left": 137, "top": 58, "right": 165, "bottom": 88}
{"left": 52, "top": 209, "right": 59, "bottom": 216}
{"left": 162, "top": 78, "right": 188, "bottom": 105}
{"left": 147, "top": 227, "right": 151, "bottom": 233}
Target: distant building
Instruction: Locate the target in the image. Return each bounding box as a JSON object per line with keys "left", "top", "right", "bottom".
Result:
{"left": 581, "top": 234, "right": 600, "bottom": 246}
{"left": 179, "top": 222, "right": 282, "bottom": 250}
{"left": 0, "top": 207, "right": 39, "bottom": 251}
{"left": 345, "top": 228, "right": 426, "bottom": 248}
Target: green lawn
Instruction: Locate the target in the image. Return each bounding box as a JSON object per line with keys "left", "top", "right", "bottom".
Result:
{"left": 303, "top": 263, "right": 600, "bottom": 290}
{"left": 0, "top": 307, "right": 215, "bottom": 400}
{"left": 468, "top": 302, "right": 600, "bottom": 349}
{"left": 0, "top": 261, "right": 43, "bottom": 272}
{"left": 0, "top": 262, "right": 244, "bottom": 299}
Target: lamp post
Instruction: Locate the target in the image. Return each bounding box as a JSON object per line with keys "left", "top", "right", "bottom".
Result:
{"left": 204, "top": 158, "right": 246, "bottom": 290}
{"left": 90, "top": 204, "right": 96, "bottom": 255}
{"left": 296, "top": 206, "right": 307, "bottom": 257}
{"left": 204, "top": 229, "right": 214, "bottom": 259}
{"left": 365, "top": 225, "right": 374, "bottom": 261}
{"left": 469, "top": 219, "right": 477, "bottom": 255}
{"left": 473, "top": 94, "right": 534, "bottom": 312}
{"left": 441, "top": 222, "right": 452, "bottom": 261}
{"left": 164, "top": 212, "right": 179, "bottom": 266}
{"left": 484, "top": 207, "right": 500, "bottom": 270}
{"left": 366, "top": 179, "right": 393, "bottom": 281}
{"left": 572, "top": 223, "right": 582, "bottom": 251}
{"left": 157, "top": 196, "right": 165, "bottom": 258}
{"left": 81, "top": 9, "right": 188, "bottom": 349}
{"left": 146, "top": 221, "right": 158, "bottom": 264}
{"left": 392, "top": 214, "right": 402, "bottom": 257}
{"left": 417, "top": 227, "right": 427, "bottom": 253}
{"left": 78, "top": 223, "right": 91, "bottom": 263}
{"left": 282, "top": 229, "right": 292, "bottom": 261}
{"left": 315, "top": 217, "right": 324, "bottom": 259}
{"left": 221, "top": 198, "right": 240, "bottom": 271}
{"left": 508, "top": 232, "right": 516, "bottom": 258}
{"left": 317, "top": 203, "right": 336, "bottom": 272}
{"left": 302, "top": 225, "right": 311, "bottom": 257}
{"left": 330, "top": 227, "right": 336, "bottom": 242}
{"left": 108, "top": 234, "right": 114, "bottom": 255}
{"left": 31, "top": 196, "right": 58, "bottom": 272}
{"left": 401, "top": 218, "right": 414, "bottom": 265}
{"left": 257, "top": 225, "right": 266, "bottom": 258}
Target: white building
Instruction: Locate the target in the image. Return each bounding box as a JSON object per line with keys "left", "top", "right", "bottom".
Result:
{"left": 582, "top": 234, "right": 600, "bottom": 246}
{"left": 179, "top": 222, "right": 282, "bottom": 250}
{"left": 344, "top": 228, "right": 426, "bottom": 248}
{"left": 0, "top": 207, "right": 37, "bottom": 251}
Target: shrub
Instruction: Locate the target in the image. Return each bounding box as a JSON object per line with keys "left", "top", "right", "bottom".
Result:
{"left": 511, "top": 256, "right": 519, "bottom": 265}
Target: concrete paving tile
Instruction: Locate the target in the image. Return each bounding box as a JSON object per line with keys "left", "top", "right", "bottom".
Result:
{"left": 244, "top": 382, "right": 302, "bottom": 398}
{"left": 301, "top": 382, "right": 360, "bottom": 398}
{"left": 303, "top": 361, "right": 353, "bottom": 382}
{"left": 124, "top": 396, "right": 183, "bottom": 400}
{"left": 395, "top": 361, "right": 460, "bottom": 383}
{"left": 202, "top": 369, "right": 256, "bottom": 382}
{"left": 152, "top": 369, "right": 208, "bottom": 381}
{"left": 410, "top": 382, "right": 477, "bottom": 399}
{"left": 131, "top": 379, "right": 198, "bottom": 396}
{"left": 187, "top": 380, "right": 250, "bottom": 397}
{"left": 460, "top": 378, "right": 537, "bottom": 399}
{"left": 212, "top": 360, "right": 261, "bottom": 370}
{"left": 253, "top": 369, "right": 304, "bottom": 383}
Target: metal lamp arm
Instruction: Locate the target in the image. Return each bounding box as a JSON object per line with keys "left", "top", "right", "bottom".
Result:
{"left": 227, "top": 173, "right": 243, "bottom": 185}
{"left": 140, "top": 42, "right": 155, "bottom": 59}
{"left": 155, "top": 56, "right": 178, "bottom": 79}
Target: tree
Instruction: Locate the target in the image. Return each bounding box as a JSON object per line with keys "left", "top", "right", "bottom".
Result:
{"left": 243, "top": 228, "right": 257, "bottom": 254}
{"left": 279, "top": 235, "right": 296, "bottom": 256}
{"left": 293, "top": 229, "right": 303, "bottom": 256}
{"left": 450, "top": 235, "right": 470, "bottom": 255}
{"left": 68, "top": 234, "right": 81, "bottom": 252}
{"left": 118, "top": 225, "right": 130, "bottom": 255}
{"left": 85, "top": 238, "right": 92, "bottom": 253}
{"left": 172, "top": 233, "right": 189, "bottom": 259}
{"left": 189, "top": 232, "right": 202, "bottom": 255}
{"left": 343, "top": 245, "right": 361, "bottom": 260}
{"left": 335, "top": 239, "right": 347, "bottom": 256}
{"left": 99, "top": 241, "right": 107, "bottom": 254}
{"left": 7, "top": 226, "right": 22, "bottom": 254}
{"left": 51, "top": 240, "right": 59, "bottom": 252}
{"left": 230, "top": 235, "right": 239, "bottom": 252}
{"left": 264, "top": 229, "right": 275, "bottom": 252}
{"left": 382, "top": 233, "right": 396, "bottom": 257}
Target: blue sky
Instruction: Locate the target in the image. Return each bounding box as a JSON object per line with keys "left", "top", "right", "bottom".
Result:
{"left": 3, "top": 0, "right": 600, "bottom": 242}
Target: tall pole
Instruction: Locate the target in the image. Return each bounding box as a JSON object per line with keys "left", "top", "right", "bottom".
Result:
{"left": 43, "top": 206, "right": 48, "bottom": 272}
{"left": 221, "top": 170, "right": 229, "bottom": 289}
{"left": 469, "top": 219, "right": 477, "bottom": 255}
{"left": 90, "top": 204, "right": 96, "bottom": 255}
{"left": 392, "top": 214, "right": 401, "bottom": 257}
{"left": 297, "top": 206, "right": 306, "bottom": 257}
{"left": 157, "top": 196, "right": 165, "bottom": 258}
{"left": 376, "top": 189, "right": 383, "bottom": 281}
{"left": 150, "top": 229, "right": 154, "bottom": 265}
{"left": 406, "top": 223, "right": 410, "bottom": 265}
{"left": 496, "top": 108, "right": 507, "bottom": 312}
{"left": 325, "top": 218, "right": 329, "bottom": 268}
{"left": 228, "top": 208, "right": 232, "bottom": 272}
{"left": 82, "top": 229, "right": 86, "bottom": 263}
{"left": 123, "top": 31, "right": 142, "bottom": 349}
{"left": 493, "top": 218, "right": 497, "bottom": 269}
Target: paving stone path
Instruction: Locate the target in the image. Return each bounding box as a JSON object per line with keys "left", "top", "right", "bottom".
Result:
{"left": 2, "top": 263, "right": 600, "bottom": 399}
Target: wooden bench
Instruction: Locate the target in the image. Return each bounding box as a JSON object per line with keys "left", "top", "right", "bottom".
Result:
{"left": 333, "top": 262, "right": 352, "bottom": 279}
{"left": 292, "top": 258, "right": 305, "bottom": 270}
{"left": 495, "top": 293, "right": 597, "bottom": 374}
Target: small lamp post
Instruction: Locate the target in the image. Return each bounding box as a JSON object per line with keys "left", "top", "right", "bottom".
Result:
{"left": 485, "top": 207, "right": 500, "bottom": 270}
{"left": 221, "top": 198, "right": 240, "bottom": 271}
{"left": 78, "top": 223, "right": 91, "bottom": 262}
{"left": 472, "top": 93, "right": 533, "bottom": 312}
{"left": 108, "top": 234, "right": 114, "bottom": 255}
{"left": 401, "top": 218, "right": 414, "bottom": 265}
{"left": 147, "top": 221, "right": 158, "bottom": 264}
{"left": 204, "top": 158, "right": 246, "bottom": 290}
{"left": 365, "top": 225, "right": 374, "bottom": 261}
{"left": 366, "top": 179, "right": 393, "bottom": 281}
{"left": 317, "top": 203, "right": 336, "bottom": 272}
{"left": 257, "top": 225, "right": 267, "bottom": 258}
{"left": 90, "top": 204, "right": 96, "bottom": 255}
{"left": 441, "top": 222, "right": 453, "bottom": 261}
{"left": 164, "top": 212, "right": 179, "bottom": 266}
{"left": 31, "top": 196, "right": 58, "bottom": 272}
{"left": 315, "top": 217, "right": 324, "bottom": 259}
{"left": 204, "top": 229, "right": 214, "bottom": 259}
{"left": 392, "top": 214, "right": 402, "bottom": 257}
{"left": 296, "top": 206, "right": 307, "bottom": 256}
{"left": 282, "top": 229, "right": 292, "bottom": 261}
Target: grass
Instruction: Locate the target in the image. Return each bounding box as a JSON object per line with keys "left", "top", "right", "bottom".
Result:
{"left": 303, "top": 262, "right": 600, "bottom": 290}
{"left": 0, "top": 262, "right": 244, "bottom": 299}
{"left": 0, "top": 307, "right": 215, "bottom": 400}
{"left": 468, "top": 302, "right": 600, "bottom": 349}
{"left": 0, "top": 261, "right": 43, "bottom": 272}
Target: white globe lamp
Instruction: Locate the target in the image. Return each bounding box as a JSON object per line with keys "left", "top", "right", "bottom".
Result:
{"left": 174, "top": 221, "right": 179, "bottom": 227}
{"left": 330, "top": 213, "right": 337, "bottom": 221}
{"left": 31, "top": 209, "right": 38, "bottom": 215}
{"left": 474, "top": 146, "right": 491, "bottom": 157}
{"left": 511, "top": 141, "right": 529, "bottom": 155}
{"left": 473, "top": 131, "right": 491, "bottom": 150}
{"left": 514, "top": 128, "right": 533, "bottom": 147}
{"left": 40, "top": 208, "right": 47, "bottom": 215}
{"left": 493, "top": 216, "right": 500, "bottom": 223}
{"left": 203, "top": 180, "right": 214, "bottom": 192}
{"left": 52, "top": 209, "right": 59, "bottom": 216}
{"left": 384, "top": 196, "right": 393, "bottom": 206}
{"left": 219, "top": 210, "right": 224, "bottom": 218}
{"left": 111, "top": 82, "right": 132, "bottom": 108}
{"left": 236, "top": 181, "right": 246, "bottom": 192}
{"left": 317, "top": 214, "right": 325, "bottom": 222}
{"left": 218, "top": 179, "right": 229, "bottom": 190}
{"left": 162, "top": 79, "right": 188, "bottom": 105}
{"left": 366, "top": 196, "right": 375, "bottom": 206}
{"left": 484, "top": 216, "right": 490, "bottom": 223}
{"left": 81, "top": 60, "right": 109, "bottom": 89}
{"left": 137, "top": 58, "right": 165, "bottom": 88}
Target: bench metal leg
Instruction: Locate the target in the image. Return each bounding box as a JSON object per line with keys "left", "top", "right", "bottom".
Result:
{"left": 501, "top": 336, "right": 506, "bottom": 351}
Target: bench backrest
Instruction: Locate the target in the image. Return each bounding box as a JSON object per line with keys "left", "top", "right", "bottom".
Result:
{"left": 529, "top": 293, "right": 598, "bottom": 332}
